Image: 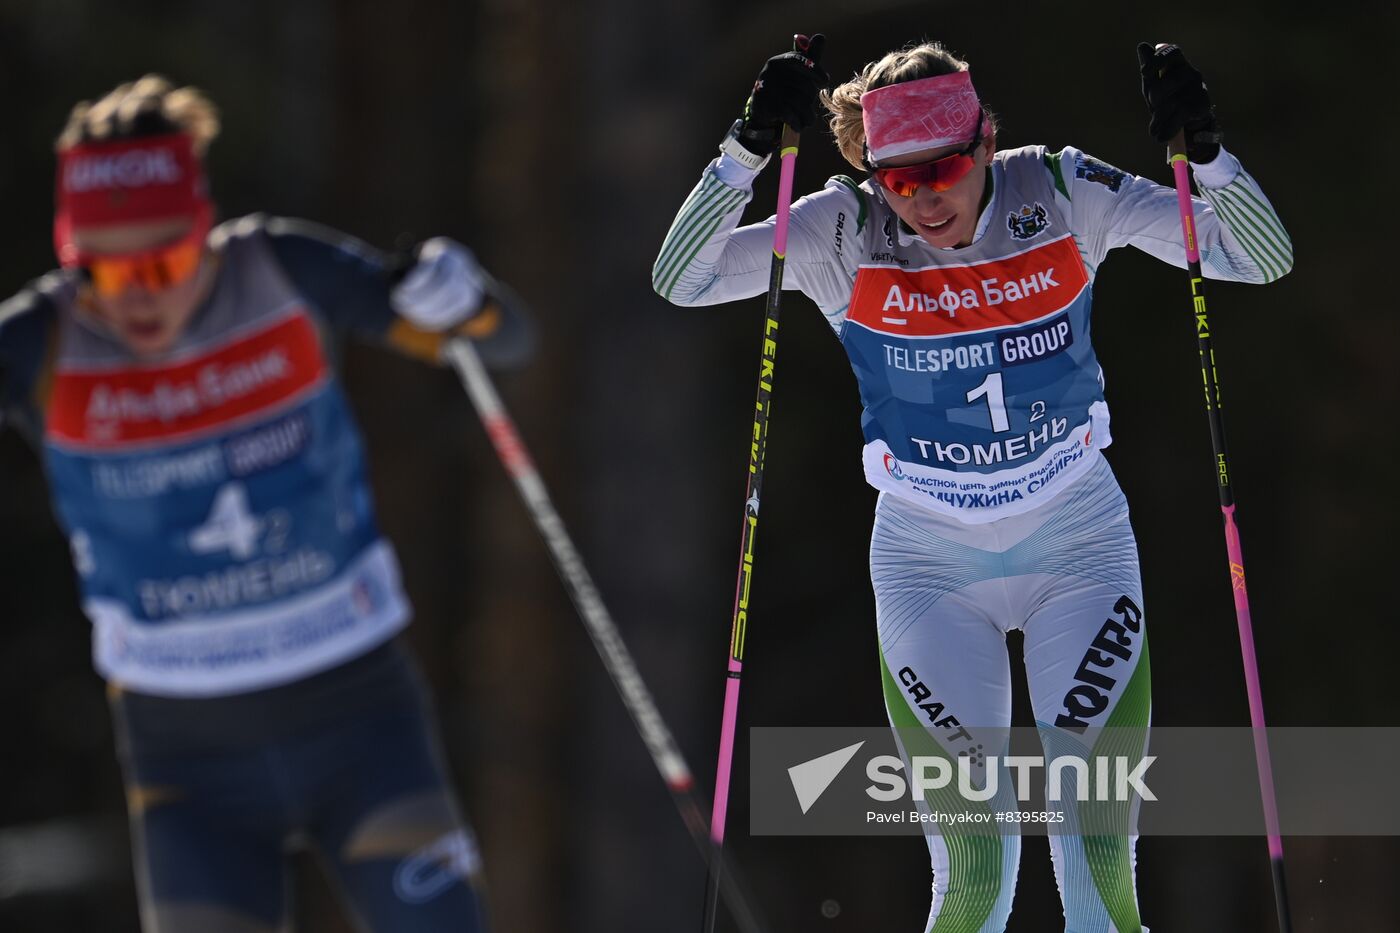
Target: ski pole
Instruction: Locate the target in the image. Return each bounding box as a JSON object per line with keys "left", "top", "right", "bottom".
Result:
{"left": 443, "top": 335, "right": 769, "bottom": 933}
{"left": 702, "top": 31, "right": 819, "bottom": 933}
{"left": 1161, "top": 127, "right": 1294, "bottom": 933}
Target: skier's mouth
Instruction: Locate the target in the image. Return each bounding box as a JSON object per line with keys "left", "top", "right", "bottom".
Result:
{"left": 125, "top": 319, "right": 165, "bottom": 338}
{"left": 920, "top": 216, "right": 955, "bottom": 233}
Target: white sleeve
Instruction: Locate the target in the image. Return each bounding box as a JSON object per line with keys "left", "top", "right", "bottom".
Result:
{"left": 652, "top": 159, "right": 862, "bottom": 330}
{"left": 1055, "top": 146, "right": 1293, "bottom": 284}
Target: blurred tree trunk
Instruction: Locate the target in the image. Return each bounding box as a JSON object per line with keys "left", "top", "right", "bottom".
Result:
{"left": 325, "top": 1, "right": 576, "bottom": 931}
{"left": 570, "top": 1, "right": 728, "bottom": 930}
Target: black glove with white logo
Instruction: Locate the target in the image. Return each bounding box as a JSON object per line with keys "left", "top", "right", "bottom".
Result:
{"left": 734, "top": 34, "right": 829, "bottom": 158}
{"left": 1136, "top": 42, "right": 1223, "bottom": 164}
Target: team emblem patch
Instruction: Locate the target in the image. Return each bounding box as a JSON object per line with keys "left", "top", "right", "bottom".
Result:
{"left": 1007, "top": 203, "right": 1049, "bottom": 240}
{"left": 1075, "top": 155, "right": 1127, "bottom": 193}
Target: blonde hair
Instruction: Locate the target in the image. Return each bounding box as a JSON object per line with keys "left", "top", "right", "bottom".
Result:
{"left": 821, "top": 41, "right": 997, "bottom": 170}
{"left": 56, "top": 74, "right": 220, "bottom": 155}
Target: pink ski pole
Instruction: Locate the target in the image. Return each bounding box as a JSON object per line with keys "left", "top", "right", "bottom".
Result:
{"left": 1161, "top": 114, "right": 1294, "bottom": 933}
{"left": 702, "top": 32, "right": 816, "bottom": 933}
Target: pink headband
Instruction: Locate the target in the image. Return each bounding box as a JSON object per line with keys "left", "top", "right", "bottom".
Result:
{"left": 54, "top": 132, "right": 210, "bottom": 267}
{"left": 861, "top": 71, "right": 987, "bottom": 164}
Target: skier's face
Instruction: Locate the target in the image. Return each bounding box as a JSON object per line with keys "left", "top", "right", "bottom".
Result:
{"left": 73, "top": 217, "right": 214, "bottom": 357}
{"left": 875, "top": 135, "right": 995, "bottom": 249}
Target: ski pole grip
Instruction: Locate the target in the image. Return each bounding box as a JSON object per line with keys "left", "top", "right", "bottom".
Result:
{"left": 1167, "top": 129, "right": 1188, "bottom": 162}
{"left": 386, "top": 299, "right": 505, "bottom": 365}
{"left": 793, "top": 32, "right": 822, "bottom": 61}
{"left": 1148, "top": 43, "right": 1191, "bottom": 164}
{"left": 779, "top": 32, "right": 822, "bottom": 150}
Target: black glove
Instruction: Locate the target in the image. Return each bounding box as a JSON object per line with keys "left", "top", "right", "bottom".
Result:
{"left": 1136, "top": 42, "right": 1222, "bottom": 163}
{"left": 736, "top": 34, "right": 828, "bottom": 157}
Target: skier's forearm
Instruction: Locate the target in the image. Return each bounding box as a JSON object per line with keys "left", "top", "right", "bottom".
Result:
{"left": 652, "top": 163, "right": 773, "bottom": 306}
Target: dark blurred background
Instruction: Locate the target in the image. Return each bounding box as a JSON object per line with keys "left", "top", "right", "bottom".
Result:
{"left": 1, "top": 1, "right": 1397, "bottom": 930}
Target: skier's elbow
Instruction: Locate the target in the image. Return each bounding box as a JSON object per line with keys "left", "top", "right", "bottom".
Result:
{"left": 651, "top": 265, "right": 681, "bottom": 305}
{"left": 1262, "top": 238, "right": 1295, "bottom": 283}
{"left": 651, "top": 265, "right": 706, "bottom": 307}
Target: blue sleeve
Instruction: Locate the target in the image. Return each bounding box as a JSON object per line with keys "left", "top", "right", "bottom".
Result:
{"left": 0, "top": 282, "right": 57, "bottom": 438}
{"left": 259, "top": 216, "right": 534, "bottom": 369}
{"left": 260, "top": 216, "right": 399, "bottom": 337}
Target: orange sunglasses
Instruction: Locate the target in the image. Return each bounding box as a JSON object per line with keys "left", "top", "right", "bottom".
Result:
{"left": 872, "top": 117, "right": 985, "bottom": 198}
{"left": 83, "top": 227, "right": 206, "bottom": 297}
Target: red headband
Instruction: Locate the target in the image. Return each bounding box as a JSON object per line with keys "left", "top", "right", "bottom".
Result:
{"left": 861, "top": 71, "right": 988, "bottom": 164}
{"left": 53, "top": 132, "right": 210, "bottom": 266}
